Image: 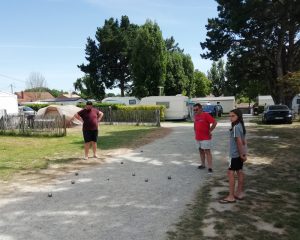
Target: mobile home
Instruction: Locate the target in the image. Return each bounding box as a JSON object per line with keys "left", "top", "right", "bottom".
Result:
{"left": 292, "top": 94, "right": 300, "bottom": 113}
{"left": 139, "top": 95, "right": 188, "bottom": 120}
{"left": 191, "top": 96, "right": 235, "bottom": 113}
{"left": 0, "top": 91, "right": 18, "bottom": 117}
{"left": 102, "top": 97, "right": 140, "bottom": 105}
{"left": 257, "top": 95, "right": 274, "bottom": 107}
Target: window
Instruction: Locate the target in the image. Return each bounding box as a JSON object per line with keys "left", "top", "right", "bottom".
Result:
{"left": 297, "top": 99, "right": 300, "bottom": 104}
{"left": 156, "top": 102, "right": 170, "bottom": 109}
{"left": 129, "top": 99, "right": 136, "bottom": 105}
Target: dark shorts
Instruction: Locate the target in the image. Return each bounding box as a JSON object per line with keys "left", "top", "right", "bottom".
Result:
{"left": 228, "top": 157, "right": 243, "bottom": 171}
{"left": 83, "top": 130, "right": 98, "bottom": 143}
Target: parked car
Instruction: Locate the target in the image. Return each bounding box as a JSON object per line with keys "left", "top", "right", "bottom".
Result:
{"left": 262, "top": 105, "right": 292, "bottom": 124}
{"left": 203, "top": 104, "right": 218, "bottom": 117}
{"left": 18, "top": 106, "right": 36, "bottom": 116}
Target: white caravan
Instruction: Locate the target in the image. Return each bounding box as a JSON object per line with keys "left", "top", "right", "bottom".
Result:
{"left": 191, "top": 96, "right": 235, "bottom": 113}
{"left": 139, "top": 95, "right": 188, "bottom": 120}
{"left": 0, "top": 91, "right": 18, "bottom": 117}
{"left": 257, "top": 95, "right": 274, "bottom": 107}
{"left": 292, "top": 94, "right": 300, "bottom": 113}
{"left": 102, "top": 97, "right": 140, "bottom": 105}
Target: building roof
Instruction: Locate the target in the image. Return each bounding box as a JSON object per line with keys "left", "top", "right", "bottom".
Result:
{"left": 15, "top": 91, "right": 54, "bottom": 103}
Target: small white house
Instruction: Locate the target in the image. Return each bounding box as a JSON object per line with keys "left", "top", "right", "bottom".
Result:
{"left": 191, "top": 96, "right": 235, "bottom": 113}
{"left": 257, "top": 95, "right": 274, "bottom": 106}
{"left": 292, "top": 93, "right": 300, "bottom": 113}
{"left": 139, "top": 95, "right": 188, "bottom": 120}
{"left": 0, "top": 91, "right": 18, "bottom": 116}
{"left": 102, "top": 97, "right": 140, "bottom": 105}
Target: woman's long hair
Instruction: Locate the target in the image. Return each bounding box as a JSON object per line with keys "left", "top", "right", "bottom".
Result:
{"left": 230, "top": 109, "right": 246, "bottom": 135}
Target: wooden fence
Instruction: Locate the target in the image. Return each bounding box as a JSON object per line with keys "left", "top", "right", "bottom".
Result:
{"left": 0, "top": 114, "right": 66, "bottom": 136}
{"left": 99, "top": 108, "right": 160, "bottom": 126}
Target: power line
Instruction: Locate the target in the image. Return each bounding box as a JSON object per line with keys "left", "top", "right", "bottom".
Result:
{"left": 0, "top": 73, "right": 26, "bottom": 83}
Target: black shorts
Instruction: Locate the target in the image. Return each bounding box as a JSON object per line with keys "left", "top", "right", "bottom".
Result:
{"left": 83, "top": 130, "right": 98, "bottom": 143}
{"left": 228, "top": 157, "right": 243, "bottom": 171}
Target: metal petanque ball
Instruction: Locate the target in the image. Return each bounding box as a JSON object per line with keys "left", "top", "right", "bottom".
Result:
{"left": 75, "top": 172, "right": 79, "bottom": 176}
{"left": 71, "top": 180, "right": 75, "bottom": 184}
{"left": 121, "top": 162, "right": 124, "bottom": 164}
{"left": 168, "top": 176, "right": 172, "bottom": 180}
{"left": 144, "top": 178, "right": 149, "bottom": 182}
{"left": 48, "top": 192, "right": 52, "bottom": 197}
{"left": 132, "top": 173, "right": 136, "bottom": 176}
{"left": 107, "top": 178, "right": 110, "bottom": 181}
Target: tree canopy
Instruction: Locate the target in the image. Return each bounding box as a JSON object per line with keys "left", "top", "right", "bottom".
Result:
{"left": 201, "top": 0, "right": 300, "bottom": 106}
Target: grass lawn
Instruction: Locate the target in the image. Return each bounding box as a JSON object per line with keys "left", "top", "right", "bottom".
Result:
{"left": 0, "top": 125, "right": 162, "bottom": 181}
{"left": 167, "top": 121, "right": 300, "bottom": 240}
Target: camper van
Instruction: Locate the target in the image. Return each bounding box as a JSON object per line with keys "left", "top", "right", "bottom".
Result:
{"left": 102, "top": 97, "right": 140, "bottom": 105}
{"left": 257, "top": 95, "right": 274, "bottom": 107}
{"left": 191, "top": 96, "right": 235, "bottom": 113}
{"left": 292, "top": 94, "right": 300, "bottom": 114}
{"left": 139, "top": 95, "right": 188, "bottom": 120}
{"left": 0, "top": 91, "right": 18, "bottom": 117}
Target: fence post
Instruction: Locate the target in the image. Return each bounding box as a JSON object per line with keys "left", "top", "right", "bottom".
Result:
{"left": 156, "top": 109, "right": 160, "bottom": 127}
{"left": 109, "top": 106, "right": 113, "bottom": 125}
{"left": 63, "top": 115, "right": 67, "bottom": 136}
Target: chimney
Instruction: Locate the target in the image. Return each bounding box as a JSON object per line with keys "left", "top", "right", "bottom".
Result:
{"left": 21, "top": 91, "right": 24, "bottom": 99}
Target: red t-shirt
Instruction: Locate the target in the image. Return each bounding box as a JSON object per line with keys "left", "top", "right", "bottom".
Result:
{"left": 78, "top": 108, "right": 100, "bottom": 131}
{"left": 194, "top": 112, "right": 215, "bottom": 140}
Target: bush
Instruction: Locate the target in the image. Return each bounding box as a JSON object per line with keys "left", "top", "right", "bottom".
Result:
{"left": 24, "top": 104, "right": 50, "bottom": 111}
{"left": 77, "top": 103, "right": 165, "bottom": 120}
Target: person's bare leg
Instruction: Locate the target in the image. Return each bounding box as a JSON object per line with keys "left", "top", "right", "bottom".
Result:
{"left": 221, "top": 170, "right": 236, "bottom": 202}
{"left": 84, "top": 142, "right": 91, "bottom": 158}
{"left": 236, "top": 170, "right": 244, "bottom": 199}
{"left": 199, "top": 149, "right": 205, "bottom": 166}
{"left": 205, "top": 149, "right": 212, "bottom": 169}
{"left": 92, "top": 142, "right": 98, "bottom": 157}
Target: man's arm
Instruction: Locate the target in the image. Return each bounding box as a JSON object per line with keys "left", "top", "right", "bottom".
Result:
{"left": 97, "top": 111, "right": 104, "bottom": 122}
{"left": 209, "top": 121, "right": 217, "bottom": 135}
{"left": 73, "top": 113, "right": 83, "bottom": 122}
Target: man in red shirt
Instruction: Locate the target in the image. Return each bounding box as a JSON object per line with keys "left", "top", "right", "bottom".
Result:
{"left": 193, "top": 103, "right": 217, "bottom": 173}
{"left": 75, "top": 101, "right": 104, "bottom": 159}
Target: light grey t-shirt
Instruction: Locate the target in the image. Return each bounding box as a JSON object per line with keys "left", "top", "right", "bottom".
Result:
{"left": 229, "top": 122, "right": 246, "bottom": 158}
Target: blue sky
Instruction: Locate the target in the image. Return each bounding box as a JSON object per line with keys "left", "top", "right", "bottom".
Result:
{"left": 0, "top": 0, "right": 218, "bottom": 94}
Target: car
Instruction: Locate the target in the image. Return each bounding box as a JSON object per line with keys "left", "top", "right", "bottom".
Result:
{"left": 203, "top": 104, "right": 218, "bottom": 117}
{"left": 262, "top": 105, "right": 292, "bottom": 124}
{"left": 18, "top": 106, "right": 36, "bottom": 116}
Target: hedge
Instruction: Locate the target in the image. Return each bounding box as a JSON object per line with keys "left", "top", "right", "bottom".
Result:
{"left": 24, "top": 104, "right": 50, "bottom": 111}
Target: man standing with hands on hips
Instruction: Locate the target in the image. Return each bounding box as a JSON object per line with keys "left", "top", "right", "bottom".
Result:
{"left": 75, "top": 101, "right": 104, "bottom": 160}
{"left": 193, "top": 103, "right": 217, "bottom": 173}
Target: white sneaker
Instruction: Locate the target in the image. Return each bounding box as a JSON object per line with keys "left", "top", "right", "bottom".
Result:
{"left": 84, "top": 156, "right": 88, "bottom": 160}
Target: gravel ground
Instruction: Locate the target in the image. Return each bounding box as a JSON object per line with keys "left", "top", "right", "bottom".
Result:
{"left": 0, "top": 121, "right": 232, "bottom": 240}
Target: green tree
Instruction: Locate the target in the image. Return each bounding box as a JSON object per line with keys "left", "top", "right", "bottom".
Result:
{"left": 77, "top": 16, "right": 138, "bottom": 98}
{"left": 207, "top": 59, "right": 226, "bottom": 97}
{"left": 182, "top": 54, "right": 194, "bottom": 97}
{"left": 201, "top": 0, "right": 300, "bottom": 106}
{"left": 194, "top": 70, "right": 211, "bottom": 97}
{"left": 131, "top": 20, "right": 167, "bottom": 98}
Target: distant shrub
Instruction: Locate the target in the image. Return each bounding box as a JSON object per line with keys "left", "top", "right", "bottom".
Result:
{"left": 24, "top": 104, "right": 49, "bottom": 111}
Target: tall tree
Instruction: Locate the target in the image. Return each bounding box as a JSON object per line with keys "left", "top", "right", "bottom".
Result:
{"left": 131, "top": 20, "right": 167, "bottom": 98}
{"left": 25, "top": 72, "right": 47, "bottom": 99}
{"left": 77, "top": 16, "right": 138, "bottom": 99}
{"left": 207, "top": 59, "right": 226, "bottom": 97}
{"left": 182, "top": 54, "right": 195, "bottom": 97}
{"left": 200, "top": 0, "right": 300, "bottom": 106}
{"left": 194, "top": 70, "right": 211, "bottom": 97}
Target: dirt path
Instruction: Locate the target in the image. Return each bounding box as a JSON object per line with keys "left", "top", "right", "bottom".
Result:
{"left": 0, "top": 122, "right": 231, "bottom": 240}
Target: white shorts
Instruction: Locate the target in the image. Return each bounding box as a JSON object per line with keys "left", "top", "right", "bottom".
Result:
{"left": 195, "top": 140, "right": 212, "bottom": 150}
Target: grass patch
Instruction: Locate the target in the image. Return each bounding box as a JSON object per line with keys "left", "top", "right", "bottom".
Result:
{"left": 167, "top": 122, "right": 300, "bottom": 240}
{"left": 0, "top": 125, "right": 161, "bottom": 180}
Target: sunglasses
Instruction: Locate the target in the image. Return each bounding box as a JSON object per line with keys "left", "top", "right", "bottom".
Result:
{"left": 193, "top": 109, "right": 199, "bottom": 112}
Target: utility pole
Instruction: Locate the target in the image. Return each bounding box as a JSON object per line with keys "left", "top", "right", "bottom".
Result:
{"left": 9, "top": 84, "right": 14, "bottom": 93}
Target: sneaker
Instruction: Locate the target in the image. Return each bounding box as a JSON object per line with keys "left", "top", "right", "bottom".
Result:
{"left": 208, "top": 168, "right": 213, "bottom": 174}
{"left": 84, "top": 156, "right": 88, "bottom": 160}
{"left": 198, "top": 165, "right": 206, "bottom": 169}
